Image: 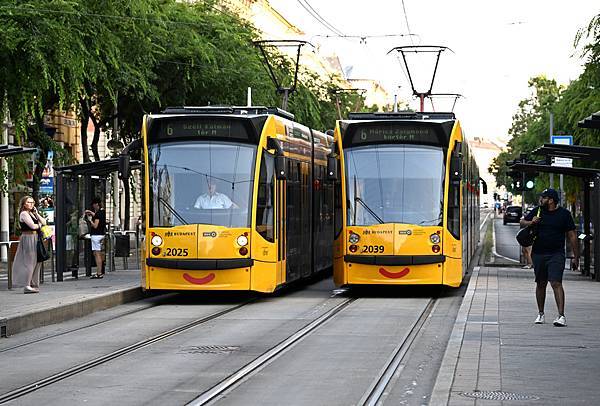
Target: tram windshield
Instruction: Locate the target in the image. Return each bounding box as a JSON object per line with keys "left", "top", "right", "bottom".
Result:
{"left": 148, "top": 141, "right": 256, "bottom": 227}
{"left": 345, "top": 144, "right": 444, "bottom": 226}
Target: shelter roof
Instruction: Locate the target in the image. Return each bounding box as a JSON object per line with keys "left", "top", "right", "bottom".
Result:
{"left": 55, "top": 158, "right": 141, "bottom": 177}
{"left": 0, "top": 144, "right": 36, "bottom": 158}
{"left": 578, "top": 111, "right": 600, "bottom": 129}
{"left": 532, "top": 143, "right": 600, "bottom": 162}
{"left": 510, "top": 162, "right": 600, "bottom": 178}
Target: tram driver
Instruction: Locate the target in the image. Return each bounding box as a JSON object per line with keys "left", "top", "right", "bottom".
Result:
{"left": 194, "top": 181, "right": 238, "bottom": 209}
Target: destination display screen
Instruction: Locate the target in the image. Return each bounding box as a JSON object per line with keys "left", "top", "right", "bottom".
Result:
{"left": 149, "top": 118, "right": 253, "bottom": 143}
{"left": 343, "top": 122, "right": 447, "bottom": 147}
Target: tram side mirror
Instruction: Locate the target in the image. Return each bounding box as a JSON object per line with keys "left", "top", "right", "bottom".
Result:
{"left": 118, "top": 154, "right": 130, "bottom": 181}
{"left": 327, "top": 155, "right": 338, "bottom": 181}
{"left": 450, "top": 155, "right": 462, "bottom": 184}
{"left": 480, "top": 179, "right": 488, "bottom": 194}
{"left": 275, "top": 155, "right": 287, "bottom": 180}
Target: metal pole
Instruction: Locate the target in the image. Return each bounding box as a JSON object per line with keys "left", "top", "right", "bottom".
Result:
{"left": 1, "top": 109, "right": 10, "bottom": 262}
{"left": 419, "top": 94, "right": 425, "bottom": 112}
{"left": 112, "top": 95, "right": 120, "bottom": 229}
{"left": 584, "top": 179, "right": 591, "bottom": 277}
{"left": 7, "top": 241, "right": 13, "bottom": 289}
{"left": 549, "top": 112, "right": 554, "bottom": 188}
{"left": 282, "top": 89, "right": 289, "bottom": 111}
{"left": 247, "top": 87, "right": 252, "bottom": 107}
{"left": 393, "top": 94, "right": 398, "bottom": 112}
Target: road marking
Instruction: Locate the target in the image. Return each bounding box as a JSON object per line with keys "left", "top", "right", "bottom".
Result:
{"left": 492, "top": 219, "right": 520, "bottom": 263}
{"left": 480, "top": 211, "right": 492, "bottom": 231}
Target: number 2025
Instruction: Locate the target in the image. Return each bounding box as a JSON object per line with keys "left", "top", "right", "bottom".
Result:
{"left": 165, "top": 248, "right": 188, "bottom": 256}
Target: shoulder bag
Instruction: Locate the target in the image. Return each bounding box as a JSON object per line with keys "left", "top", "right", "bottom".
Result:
{"left": 516, "top": 207, "right": 541, "bottom": 247}
{"left": 36, "top": 231, "right": 50, "bottom": 262}
{"left": 79, "top": 215, "right": 90, "bottom": 238}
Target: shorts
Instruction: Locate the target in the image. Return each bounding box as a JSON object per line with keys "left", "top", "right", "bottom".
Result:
{"left": 532, "top": 252, "right": 565, "bottom": 282}
{"left": 91, "top": 235, "right": 105, "bottom": 252}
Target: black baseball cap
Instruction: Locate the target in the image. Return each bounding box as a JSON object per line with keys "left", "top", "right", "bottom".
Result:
{"left": 540, "top": 188, "right": 559, "bottom": 203}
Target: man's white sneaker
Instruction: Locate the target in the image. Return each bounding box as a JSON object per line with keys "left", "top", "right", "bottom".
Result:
{"left": 534, "top": 314, "right": 545, "bottom": 324}
{"left": 553, "top": 315, "right": 567, "bottom": 327}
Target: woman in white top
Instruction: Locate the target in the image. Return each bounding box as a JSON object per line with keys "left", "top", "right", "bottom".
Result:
{"left": 13, "top": 196, "right": 46, "bottom": 293}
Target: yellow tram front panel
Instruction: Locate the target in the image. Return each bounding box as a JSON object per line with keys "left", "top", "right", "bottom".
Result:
{"left": 145, "top": 225, "right": 252, "bottom": 290}
{"left": 344, "top": 224, "right": 445, "bottom": 285}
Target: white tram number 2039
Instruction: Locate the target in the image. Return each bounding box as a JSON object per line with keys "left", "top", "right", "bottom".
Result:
{"left": 362, "top": 245, "right": 385, "bottom": 253}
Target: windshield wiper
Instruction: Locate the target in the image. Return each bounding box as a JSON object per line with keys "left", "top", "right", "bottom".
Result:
{"left": 158, "top": 197, "right": 188, "bottom": 225}
{"left": 353, "top": 175, "right": 384, "bottom": 224}
{"left": 355, "top": 196, "right": 385, "bottom": 224}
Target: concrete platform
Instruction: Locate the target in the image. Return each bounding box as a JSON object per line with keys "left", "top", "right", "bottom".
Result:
{"left": 0, "top": 269, "right": 143, "bottom": 337}
{"left": 432, "top": 265, "right": 600, "bottom": 405}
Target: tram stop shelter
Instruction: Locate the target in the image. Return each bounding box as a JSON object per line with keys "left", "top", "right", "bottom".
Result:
{"left": 509, "top": 111, "right": 600, "bottom": 280}
{"left": 0, "top": 144, "right": 37, "bottom": 158}
{"left": 54, "top": 158, "right": 141, "bottom": 281}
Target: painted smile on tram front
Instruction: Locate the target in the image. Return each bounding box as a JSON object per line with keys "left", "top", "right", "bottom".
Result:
{"left": 379, "top": 267, "right": 410, "bottom": 279}
{"left": 183, "top": 272, "right": 216, "bottom": 285}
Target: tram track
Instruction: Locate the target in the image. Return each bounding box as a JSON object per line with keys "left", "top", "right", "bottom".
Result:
{"left": 358, "top": 297, "right": 438, "bottom": 406}
{"left": 0, "top": 294, "right": 178, "bottom": 354}
{"left": 186, "top": 297, "right": 357, "bottom": 406}
{"left": 0, "top": 300, "right": 254, "bottom": 404}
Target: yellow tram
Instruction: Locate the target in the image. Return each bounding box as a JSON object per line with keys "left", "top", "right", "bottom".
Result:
{"left": 141, "top": 106, "right": 334, "bottom": 292}
{"left": 330, "top": 112, "right": 483, "bottom": 287}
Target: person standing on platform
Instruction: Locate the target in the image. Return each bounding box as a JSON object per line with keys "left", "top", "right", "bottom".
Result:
{"left": 85, "top": 197, "right": 106, "bottom": 279}
{"left": 13, "top": 196, "right": 47, "bottom": 293}
{"left": 521, "top": 188, "right": 579, "bottom": 327}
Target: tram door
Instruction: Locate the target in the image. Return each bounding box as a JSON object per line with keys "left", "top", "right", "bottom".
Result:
{"left": 285, "top": 160, "right": 311, "bottom": 282}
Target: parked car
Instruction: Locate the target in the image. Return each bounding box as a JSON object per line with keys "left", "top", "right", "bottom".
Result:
{"left": 503, "top": 205, "right": 522, "bottom": 225}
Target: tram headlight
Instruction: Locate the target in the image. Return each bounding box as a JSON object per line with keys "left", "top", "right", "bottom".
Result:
{"left": 151, "top": 235, "right": 163, "bottom": 247}
{"left": 236, "top": 235, "right": 249, "bottom": 247}
{"left": 349, "top": 244, "right": 358, "bottom": 253}
{"left": 349, "top": 233, "right": 360, "bottom": 244}
{"left": 432, "top": 245, "right": 441, "bottom": 253}
{"left": 151, "top": 247, "right": 161, "bottom": 255}
{"left": 429, "top": 233, "right": 441, "bottom": 244}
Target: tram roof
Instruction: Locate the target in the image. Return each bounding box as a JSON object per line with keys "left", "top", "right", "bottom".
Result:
{"left": 159, "top": 106, "right": 295, "bottom": 121}
{"left": 346, "top": 111, "right": 455, "bottom": 123}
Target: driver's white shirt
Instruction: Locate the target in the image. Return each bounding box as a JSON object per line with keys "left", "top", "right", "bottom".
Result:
{"left": 194, "top": 193, "right": 233, "bottom": 209}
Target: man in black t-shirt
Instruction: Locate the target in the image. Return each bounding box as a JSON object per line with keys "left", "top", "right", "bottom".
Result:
{"left": 85, "top": 197, "right": 106, "bottom": 278}
{"left": 521, "top": 188, "right": 579, "bottom": 327}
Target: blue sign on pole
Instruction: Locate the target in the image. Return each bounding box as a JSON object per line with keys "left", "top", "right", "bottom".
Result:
{"left": 551, "top": 135, "right": 573, "bottom": 167}
{"left": 551, "top": 135, "right": 573, "bottom": 145}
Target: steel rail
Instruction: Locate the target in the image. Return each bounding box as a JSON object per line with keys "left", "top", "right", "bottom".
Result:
{"left": 358, "top": 298, "right": 438, "bottom": 406}
{"left": 0, "top": 294, "right": 179, "bottom": 353}
{"left": 0, "top": 301, "right": 254, "bottom": 404}
{"left": 187, "top": 297, "right": 357, "bottom": 406}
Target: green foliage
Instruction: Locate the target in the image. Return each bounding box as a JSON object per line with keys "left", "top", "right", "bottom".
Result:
{"left": 491, "top": 13, "right": 600, "bottom": 203}
{"left": 0, "top": 0, "right": 368, "bottom": 190}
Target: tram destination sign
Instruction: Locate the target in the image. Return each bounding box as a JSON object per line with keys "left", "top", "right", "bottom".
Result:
{"left": 150, "top": 118, "right": 251, "bottom": 142}
{"left": 346, "top": 123, "right": 442, "bottom": 146}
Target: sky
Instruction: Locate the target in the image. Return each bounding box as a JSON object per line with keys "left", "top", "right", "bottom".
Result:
{"left": 268, "top": 0, "right": 598, "bottom": 143}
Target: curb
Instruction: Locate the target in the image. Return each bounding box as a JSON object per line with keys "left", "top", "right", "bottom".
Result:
{"left": 0, "top": 287, "right": 144, "bottom": 337}
{"left": 429, "top": 266, "right": 480, "bottom": 405}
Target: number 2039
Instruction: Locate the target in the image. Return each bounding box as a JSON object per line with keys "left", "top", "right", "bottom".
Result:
{"left": 362, "top": 245, "right": 384, "bottom": 253}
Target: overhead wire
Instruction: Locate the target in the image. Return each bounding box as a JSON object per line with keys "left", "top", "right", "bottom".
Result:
{"left": 295, "top": 0, "right": 344, "bottom": 37}
{"left": 400, "top": 0, "right": 414, "bottom": 46}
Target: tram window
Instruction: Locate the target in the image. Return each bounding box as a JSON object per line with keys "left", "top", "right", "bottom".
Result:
{"left": 256, "top": 150, "right": 275, "bottom": 242}
{"left": 148, "top": 141, "right": 255, "bottom": 228}
{"left": 344, "top": 145, "right": 444, "bottom": 226}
